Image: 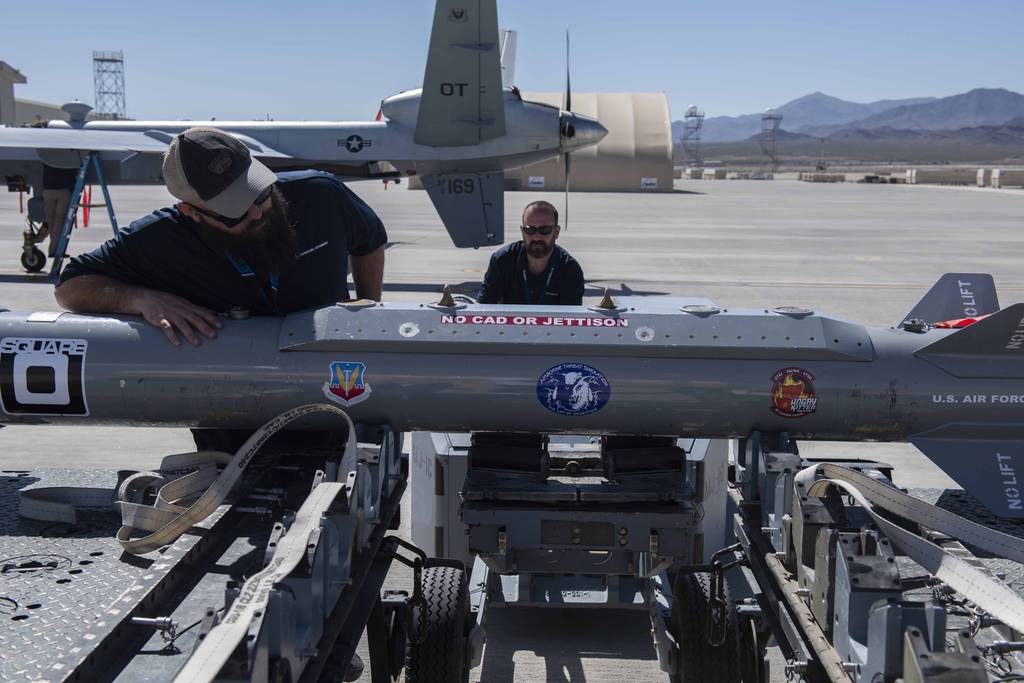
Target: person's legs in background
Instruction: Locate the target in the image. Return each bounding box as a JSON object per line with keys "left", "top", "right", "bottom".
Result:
{"left": 43, "top": 188, "right": 72, "bottom": 257}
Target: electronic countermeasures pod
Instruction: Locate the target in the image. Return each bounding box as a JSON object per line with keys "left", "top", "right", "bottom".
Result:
{"left": 2, "top": 274, "right": 1022, "bottom": 517}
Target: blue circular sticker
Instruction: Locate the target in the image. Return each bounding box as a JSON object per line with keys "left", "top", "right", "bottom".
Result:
{"left": 537, "top": 363, "right": 611, "bottom": 416}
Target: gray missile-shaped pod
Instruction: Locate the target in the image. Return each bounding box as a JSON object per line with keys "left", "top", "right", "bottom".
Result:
{"left": 1, "top": 274, "right": 1022, "bottom": 517}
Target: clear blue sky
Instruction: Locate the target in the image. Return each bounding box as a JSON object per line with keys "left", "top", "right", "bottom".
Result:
{"left": 3, "top": 0, "right": 1022, "bottom": 121}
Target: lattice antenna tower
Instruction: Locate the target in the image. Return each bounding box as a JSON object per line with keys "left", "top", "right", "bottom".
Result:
{"left": 93, "top": 51, "right": 126, "bottom": 120}
{"left": 681, "top": 104, "right": 705, "bottom": 168}
{"left": 760, "top": 108, "right": 783, "bottom": 172}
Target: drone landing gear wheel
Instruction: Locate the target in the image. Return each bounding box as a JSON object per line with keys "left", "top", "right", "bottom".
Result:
{"left": 21, "top": 247, "right": 46, "bottom": 273}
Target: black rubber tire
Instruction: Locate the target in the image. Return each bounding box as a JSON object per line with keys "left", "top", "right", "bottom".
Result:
{"left": 405, "top": 565, "right": 470, "bottom": 683}
{"left": 342, "top": 651, "right": 364, "bottom": 682}
{"left": 739, "top": 615, "right": 764, "bottom": 683}
{"left": 21, "top": 248, "right": 45, "bottom": 273}
{"left": 670, "top": 572, "right": 741, "bottom": 683}
{"left": 268, "top": 657, "right": 292, "bottom": 683}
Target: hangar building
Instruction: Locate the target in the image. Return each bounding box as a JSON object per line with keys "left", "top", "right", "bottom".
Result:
{"left": 0, "top": 60, "right": 94, "bottom": 126}
{"left": 0, "top": 61, "right": 27, "bottom": 126}
{"left": 508, "top": 91, "right": 673, "bottom": 193}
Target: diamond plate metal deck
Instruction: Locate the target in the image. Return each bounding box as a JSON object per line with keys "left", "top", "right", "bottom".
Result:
{"left": 0, "top": 469, "right": 227, "bottom": 682}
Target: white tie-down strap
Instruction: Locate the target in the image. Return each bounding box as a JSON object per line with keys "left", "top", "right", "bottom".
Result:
{"left": 19, "top": 486, "right": 115, "bottom": 524}
{"left": 795, "top": 463, "right": 1024, "bottom": 634}
{"left": 116, "top": 403, "right": 357, "bottom": 555}
{"left": 16, "top": 451, "right": 231, "bottom": 525}
{"left": 116, "top": 454, "right": 231, "bottom": 536}
{"left": 172, "top": 480, "right": 345, "bottom": 683}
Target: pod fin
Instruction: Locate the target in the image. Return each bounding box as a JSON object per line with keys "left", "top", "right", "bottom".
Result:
{"left": 902, "top": 273, "right": 998, "bottom": 326}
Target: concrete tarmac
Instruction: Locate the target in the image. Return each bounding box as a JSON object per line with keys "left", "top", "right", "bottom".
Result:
{"left": 0, "top": 176, "right": 1021, "bottom": 680}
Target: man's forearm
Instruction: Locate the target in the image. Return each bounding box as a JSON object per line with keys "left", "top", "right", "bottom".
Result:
{"left": 54, "top": 274, "right": 147, "bottom": 314}
{"left": 350, "top": 245, "right": 385, "bottom": 301}
{"left": 55, "top": 274, "right": 222, "bottom": 346}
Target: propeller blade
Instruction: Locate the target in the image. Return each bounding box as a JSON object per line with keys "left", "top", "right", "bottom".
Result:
{"left": 564, "top": 31, "right": 571, "bottom": 112}
{"left": 564, "top": 152, "right": 571, "bottom": 230}
{"left": 564, "top": 30, "right": 571, "bottom": 230}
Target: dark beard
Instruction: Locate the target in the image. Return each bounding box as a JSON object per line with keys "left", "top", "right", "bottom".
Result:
{"left": 197, "top": 188, "right": 297, "bottom": 273}
{"left": 526, "top": 240, "right": 553, "bottom": 258}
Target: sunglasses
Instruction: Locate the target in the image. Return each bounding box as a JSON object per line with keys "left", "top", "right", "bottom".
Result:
{"left": 521, "top": 224, "right": 556, "bottom": 235}
{"left": 190, "top": 185, "right": 274, "bottom": 227}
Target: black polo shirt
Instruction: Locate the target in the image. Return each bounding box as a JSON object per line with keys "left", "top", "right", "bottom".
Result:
{"left": 477, "top": 242, "right": 585, "bottom": 305}
{"left": 59, "top": 171, "right": 387, "bottom": 315}
{"left": 43, "top": 164, "right": 79, "bottom": 191}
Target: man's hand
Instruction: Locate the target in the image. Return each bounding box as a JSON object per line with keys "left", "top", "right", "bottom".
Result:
{"left": 55, "top": 274, "right": 222, "bottom": 347}
{"left": 134, "top": 290, "right": 222, "bottom": 347}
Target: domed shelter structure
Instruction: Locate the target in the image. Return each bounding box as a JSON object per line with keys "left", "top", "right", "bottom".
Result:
{"left": 507, "top": 91, "right": 673, "bottom": 193}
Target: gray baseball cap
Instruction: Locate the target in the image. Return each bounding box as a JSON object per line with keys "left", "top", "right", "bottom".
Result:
{"left": 162, "top": 126, "right": 277, "bottom": 220}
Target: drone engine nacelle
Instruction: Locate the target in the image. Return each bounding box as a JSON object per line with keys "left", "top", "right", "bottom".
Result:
{"left": 378, "top": 90, "right": 422, "bottom": 128}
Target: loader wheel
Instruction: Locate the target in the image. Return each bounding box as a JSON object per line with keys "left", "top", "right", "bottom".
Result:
{"left": 405, "top": 565, "right": 470, "bottom": 683}
{"left": 739, "top": 614, "right": 766, "bottom": 683}
{"left": 670, "top": 572, "right": 741, "bottom": 683}
{"left": 21, "top": 248, "right": 45, "bottom": 273}
{"left": 268, "top": 657, "right": 292, "bottom": 683}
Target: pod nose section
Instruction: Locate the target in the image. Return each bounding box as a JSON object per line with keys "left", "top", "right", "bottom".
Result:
{"left": 559, "top": 112, "right": 608, "bottom": 153}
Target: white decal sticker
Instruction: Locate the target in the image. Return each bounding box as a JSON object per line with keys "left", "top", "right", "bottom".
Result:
{"left": 528, "top": 176, "right": 546, "bottom": 188}
{"left": 931, "top": 394, "right": 1024, "bottom": 405}
{"left": 641, "top": 177, "right": 658, "bottom": 189}
{"left": 0, "top": 337, "right": 89, "bottom": 416}
{"left": 440, "top": 314, "right": 627, "bottom": 328}
{"left": 1007, "top": 315, "right": 1024, "bottom": 350}
{"left": 997, "top": 453, "right": 1022, "bottom": 511}
{"left": 957, "top": 279, "right": 979, "bottom": 318}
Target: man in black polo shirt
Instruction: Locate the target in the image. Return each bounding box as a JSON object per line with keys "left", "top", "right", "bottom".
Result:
{"left": 55, "top": 126, "right": 387, "bottom": 347}
{"left": 477, "top": 200, "right": 584, "bottom": 305}
{"left": 54, "top": 127, "right": 384, "bottom": 680}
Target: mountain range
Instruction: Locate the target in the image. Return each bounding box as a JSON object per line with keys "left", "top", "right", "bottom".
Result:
{"left": 675, "top": 89, "right": 1024, "bottom": 143}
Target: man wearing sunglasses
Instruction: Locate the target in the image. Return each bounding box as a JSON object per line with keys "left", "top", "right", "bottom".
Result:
{"left": 477, "top": 200, "right": 585, "bottom": 305}
{"left": 55, "top": 127, "right": 387, "bottom": 347}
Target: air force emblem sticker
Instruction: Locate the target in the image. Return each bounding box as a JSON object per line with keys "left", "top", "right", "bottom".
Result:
{"left": 448, "top": 8, "right": 469, "bottom": 23}
{"left": 323, "top": 361, "right": 372, "bottom": 406}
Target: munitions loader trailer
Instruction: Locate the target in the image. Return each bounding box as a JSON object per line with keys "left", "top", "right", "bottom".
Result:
{"left": 4, "top": 428, "right": 1019, "bottom": 682}
{"left": 411, "top": 429, "right": 1024, "bottom": 682}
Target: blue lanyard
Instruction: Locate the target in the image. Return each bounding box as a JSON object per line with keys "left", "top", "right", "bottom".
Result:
{"left": 521, "top": 263, "right": 556, "bottom": 305}
{"left": 226, "top": 254, "right": 279, "bottom": 307}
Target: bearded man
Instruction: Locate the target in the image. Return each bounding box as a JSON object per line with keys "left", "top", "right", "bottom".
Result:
{"left": 476, "top": 200, "right": 584, "bottom": 305}
{"left": 55, "top": 126, "right": 386, "bottom": 347}
{"left": 52, "top": 127, "right": 384, "bottom": 681}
